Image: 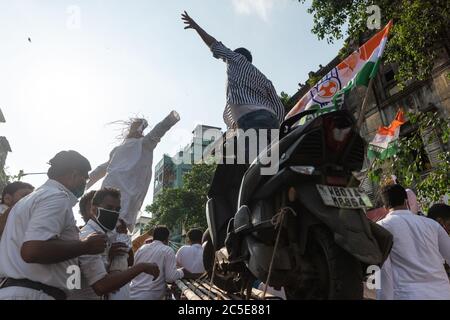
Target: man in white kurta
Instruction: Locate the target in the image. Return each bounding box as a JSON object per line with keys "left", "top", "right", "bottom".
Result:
{"left": 376, "top": 184, "right": 450, "bottom": 300}
{"left": 87, "top": 111, "right": 180, "bottom": 232}
{"left": 130, "top": 226, "right": 184, "bottom": 300}
{"left": 176, "top": 229, "right": 205, "bottom": 274}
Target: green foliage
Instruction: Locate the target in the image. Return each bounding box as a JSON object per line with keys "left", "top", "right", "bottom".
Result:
{"left": 299, "top": 0, "right": 450, "bottom": 87}
{"left": 0, "top": 170, "right": 9, "bottom": 191}
{"left": 368, "top": 111, "right": 450, "bottom": 210}
{"left": 307, "top": 73, "right": 322, "bottom": 87}
{"left": 0, "top": 169, "right": 25, "bottom": 192}
{"left": 279, "top": 91, "right": 292, "bottom": 109}
{"left": 146, "top": 163, "right": 216, "bottom": 231}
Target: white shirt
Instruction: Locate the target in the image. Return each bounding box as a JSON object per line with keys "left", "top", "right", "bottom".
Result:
{"left": 376, "top": 209, "right": 450, "bottom": 300}
{"left": 176, "top": 244, "right": 205, "bottom": 274}
{"left": 0, "top": 204, "right": 8, "bottom": 215}
{"left": 87, "top": 112, "right": 180, "bottom": 232}
{"left": 68, "top": 219, "right": 111, "bottom": 300}
{"left": 0, "top": 179, "right": 107, "bottom": 293}
{"left": 130, "top": 240, "right": 184, "bottom": 300}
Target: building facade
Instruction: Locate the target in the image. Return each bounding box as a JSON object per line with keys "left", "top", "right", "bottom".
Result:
{"left": 132, "top": 210, "right": 152, "bottom": 241}
{"left": 153, "top": 124, "right": 222, "bottom": 198}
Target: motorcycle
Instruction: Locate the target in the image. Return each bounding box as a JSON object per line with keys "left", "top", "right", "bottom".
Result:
{"left": 203, "top": 109, "right": 393, "bottom": 300}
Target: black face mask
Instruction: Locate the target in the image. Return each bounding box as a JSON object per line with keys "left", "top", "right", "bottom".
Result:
{"left": 95, "top": 207, "right": 120, "bottom": 232}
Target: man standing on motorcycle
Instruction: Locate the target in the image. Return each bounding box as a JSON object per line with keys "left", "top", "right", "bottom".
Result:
{"left": 181, "top": 11, "right": 284, "bottom": 143}
{"left": 181, "top": 11, "right": 286, "bottom": 278}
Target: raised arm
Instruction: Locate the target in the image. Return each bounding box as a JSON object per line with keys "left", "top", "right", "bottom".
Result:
{"left": 181, "top": 11, "right": 216, "bottom": 48}
{"left": 87, "top": 147, "right": 118, "bottom": 190}
{"left": 143, "top": 110, "right": 180, "bottom": 150}
{"left": 86, "top": 161, "right": 109, "bottom": 190}
{"left": 182, "top": 11, "right": 243, "bottom": 64}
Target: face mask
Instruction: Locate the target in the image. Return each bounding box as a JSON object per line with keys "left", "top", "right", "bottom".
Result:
{"left": 96, "top": 207, "right": 120, "bottom": 232}
{"left": 71, "top": 182, "right": 86, "bottom": 199}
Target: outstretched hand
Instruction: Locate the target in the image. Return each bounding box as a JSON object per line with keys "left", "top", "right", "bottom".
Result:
{"left": 181, "top": 11, "right": 198, "bottom": 30}
{"left": 181, "top": 11, "right": 217, "bottom": 48}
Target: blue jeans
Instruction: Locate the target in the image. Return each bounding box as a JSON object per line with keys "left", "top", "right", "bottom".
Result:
{"left": 236, "top": 110, "right": 279, "bottom": 131}
{"left": 236, "top": 110, "right": 279, "bottom": 165}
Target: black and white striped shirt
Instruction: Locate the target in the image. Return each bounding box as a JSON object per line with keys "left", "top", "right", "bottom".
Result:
{"left": 211, "top": 41, "right": 285, "bottom": 128}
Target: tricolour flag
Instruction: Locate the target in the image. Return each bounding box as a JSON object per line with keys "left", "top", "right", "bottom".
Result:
{"left": 367, "top": 109, "right": 405, "bottom": 160}
{"left": 286, "top": 20, "right": 393, "bottom": 119}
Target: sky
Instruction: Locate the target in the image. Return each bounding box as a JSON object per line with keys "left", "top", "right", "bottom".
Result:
{"left": 0, "top": 0, "right": 345, "bottom": 226}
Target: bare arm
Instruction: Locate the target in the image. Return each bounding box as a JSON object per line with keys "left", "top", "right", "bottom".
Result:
{"left": 92, "top": 262, "right": 159, "bottom": 296}
{"left": 181, "top": 11, "right": 217, "bottom": 48}
{"left": 21, "top": 233, "right": 107, "bottom": 264}
{"left": 86, "top": 161, "right": 109, "bottom": 190}
{"left": 127, "top": 249, "right": 134, "bottom": 267}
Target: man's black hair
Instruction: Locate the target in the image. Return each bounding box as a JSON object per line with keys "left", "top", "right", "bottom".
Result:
{"left": 1, "top": 181, "right": 34, "bottom": 204}
{"left": 153, "top": 225, "right": 170, "bottom": 242}
{"left": 79, "top": 190, "right": 97, "bottom": 216}
{"left": 428, "top": 203, "right": 450, "bottom": 221}
{"left": 187, "top": 228, "right": 203, "bottom": 244}
{"left": 234, "top": 47, "right": 252, "bottom": 63}
{"left": 380, "top": 184, "right": 408, "bottom": 209}
{"left": 92, "top": 188, "right": 121, "bottom": 207}
{"left": 47, "top": 150, "right": 91, "bottom": 179}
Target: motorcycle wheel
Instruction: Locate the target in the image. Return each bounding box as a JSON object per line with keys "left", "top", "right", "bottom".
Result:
{"left": 286, "top": 226, "right": 363, "bottom": 300}
{"left": 202, "top": 229, "right": 242, "bottom": 293}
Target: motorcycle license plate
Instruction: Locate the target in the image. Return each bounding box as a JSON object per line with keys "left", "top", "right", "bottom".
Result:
{"left": 316, "top": 185, "right": 372, "bottom": 209}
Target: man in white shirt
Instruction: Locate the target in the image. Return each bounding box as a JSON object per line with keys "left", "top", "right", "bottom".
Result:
{"left": 78, "top": 190, "right": 97, "bottom": 226}
{"left": 0, "top": 151, "right": 159, "bottom": 300}
{"left": 176, "top": 229, "right": 205, "bottom": 274}
{"left": 68, "top": 188, "right": 135, "bottom": 300}
{"left": 0, "top": 182, "right": 34, "bottom": 215}
{"left": 130, "top": 226, "right": 200, "bottom": 300}
{"left": 0, "top": 182, "right": 34, "bottom": 238}
{"left": 376, "top": 184, "right": 450, "bottom": 300}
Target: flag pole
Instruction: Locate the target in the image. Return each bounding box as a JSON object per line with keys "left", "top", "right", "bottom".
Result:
{"left": 356, "top": 76, "right": 376, "bottom": 191}
{"left": 356, "top": 76, "right": 376, "bottom": 130}
{"left": 357, "top": 20, "right": 392, "bottom": 130}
